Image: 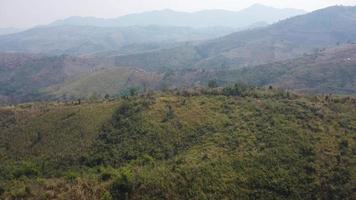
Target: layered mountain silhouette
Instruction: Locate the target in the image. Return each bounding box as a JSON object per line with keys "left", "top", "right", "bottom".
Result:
{"left": 112, "top": 6, "right": 356, "bottom": 70}
{"left": 51, "top": 4, "right": 305, "bottom": 28}
{"left": 0, "top": 4, "right": 305, "bottom": 56}
{"left": 0, "top": 5, "right": 356, "bottom": 103}
{"left": 0, "top": 25, "right": 235, "bottom": 55}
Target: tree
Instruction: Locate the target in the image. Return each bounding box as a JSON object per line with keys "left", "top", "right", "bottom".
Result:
{"left": 208, "top": 80, "right": 218, "bottom": 88}
{"left": 110, "top": 168, "right": 133, "bottom": 200}
{"left": 129, "top": 88, "right": 138, "bottom": 96}
{"left": 90, "top": 92, "right": 99, "bottom": 102}
{"left": 162, "top": 105, "right": 174, "bottom": 122}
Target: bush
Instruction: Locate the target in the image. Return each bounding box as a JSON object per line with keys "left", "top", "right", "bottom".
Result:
{"left": 0, "top": 185, "right": 4, "bottom": 196}
{"left": 64, "top": 171, "right": 78, "bottom": 183}
{"left": 9, "top": 186, "right": 31, "bottom": 199}
{"left": 101, "top": 191, "right": 113, "bottom": 200}
{"left": 13, "top": 162, "right": 39, "bottom": 178}
{"left": 223, "top": 83, "right": 251, "bottom": 97}
{"left": 101, "top": 171, "right": 114, "bottom": 181}
{"left": 208, "top": 80, "right": 218, "bottom": 88}
{"left": 162, "top": 105, "right": 174, "bottom": 122}
{"left": 110, "top": 168, "right": 134, "bottom": 200}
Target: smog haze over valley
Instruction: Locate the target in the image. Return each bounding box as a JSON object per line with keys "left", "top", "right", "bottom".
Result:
{"left": 0, "top": 0, "right": 355, "bottom": 199}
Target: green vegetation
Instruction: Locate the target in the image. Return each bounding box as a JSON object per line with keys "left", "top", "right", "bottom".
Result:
{"left": 0, "top": 86, "right": 355, "bottom": 199}
{"left": 47, "top": 68, "right": 138, "bottom": 99}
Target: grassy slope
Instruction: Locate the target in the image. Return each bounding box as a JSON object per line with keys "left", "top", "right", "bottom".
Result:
{"left": 0, "top": 101, "right": 119, "bottom": 163}
{"left": 46, "top": 68, "right": 133, "bottom": 98}
{"left": 46, "top": 68, "right": 162, "bottom": 99}
{"left": 0, "top": 88, "right": 355, "bottom": 199}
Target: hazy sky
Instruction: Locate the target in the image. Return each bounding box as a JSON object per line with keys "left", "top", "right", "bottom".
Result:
{"left": 1, "top": 0, "right": 356, "bottom": 28}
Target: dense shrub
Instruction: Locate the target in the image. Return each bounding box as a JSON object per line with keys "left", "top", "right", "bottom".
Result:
{"left": 222, "top": 83, "right": 252, "bottom": 96}
{"left": 13, "top": 162, "right": 40, "bottom": 178}
{"left": 110, "top": 168, "right": 133, "bottom": 200}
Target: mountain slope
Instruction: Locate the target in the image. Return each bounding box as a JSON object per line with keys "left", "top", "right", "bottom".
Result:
{"left": 2, "top": 43, "right": 356, "bottom": 104}
{"left": 0, "top": 53, "right": 117, "bottom": 103}
{"left": 113, "top": 44, "right": 356, "bottom": 95}
{"left": 189, "top": 44, "right": 356, "bottom": 94}
{"left": 111, "top": 6, "right": 356, "bottom": 70}
{"left": 46, "top": 68, "right": 162, "bottom": 98}
{"left": 1, "top": 6, "right": 356, "bottom": 103}
{"left": 195, "top": 5, "right": 356, "bottom": 68}
{"left": 51, "top": 4, "right": 305, "bottom": 28}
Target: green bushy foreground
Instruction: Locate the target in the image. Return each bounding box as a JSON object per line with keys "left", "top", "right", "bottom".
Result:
{"left": 0, "top": 86, "right": 355, "bottom": 199}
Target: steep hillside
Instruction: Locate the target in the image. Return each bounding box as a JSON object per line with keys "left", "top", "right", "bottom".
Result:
{"left": 51, "top": 4, "right": 305, "bottom": 28}
{"left": 0, "top": 88, "right": 355, "bottom": 199}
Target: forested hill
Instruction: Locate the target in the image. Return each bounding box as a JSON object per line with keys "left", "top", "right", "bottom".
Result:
{"left": 0, "top": 87, "right": 355, "bottom": 199}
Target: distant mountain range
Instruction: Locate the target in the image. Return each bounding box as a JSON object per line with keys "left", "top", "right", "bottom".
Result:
{"left": 0, "top": 25, "right": 236, "bottom": 55}
{"left": 112, "top": 6, "right": 356, "bottom": 70}
{"left": 0, "top": 3, "right": 305, "bottom": 56}
{"left": 1, "top": 5, "right": 356, "bottom": 103}
{"left": 51, "top": 4, "right": 305, "bottom": 28}
{"left": 194, "top": 5, "right": 356, "bottom": 68}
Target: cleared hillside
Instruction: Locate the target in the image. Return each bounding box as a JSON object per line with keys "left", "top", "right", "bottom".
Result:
{"left": 46, "top": 68, "right": 162, "bottom": 99}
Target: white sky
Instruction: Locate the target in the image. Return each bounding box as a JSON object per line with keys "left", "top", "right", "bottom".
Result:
{"left": 1, "top": 0, "right": 356, "bottom": 28}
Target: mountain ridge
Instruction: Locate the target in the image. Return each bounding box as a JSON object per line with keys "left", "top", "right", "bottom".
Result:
{"left": 109, "top": 5, "right": 356, "bottom": 70}
{"left": 50, "top": 4, "right": 305, "bottom": 28}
